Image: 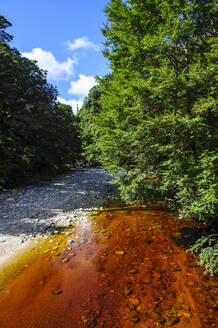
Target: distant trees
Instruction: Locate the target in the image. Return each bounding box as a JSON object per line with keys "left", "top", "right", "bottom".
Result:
{"left": 77, "top": 85, "right": 102, "bottom": 166}
{"left": 78, "top": 1, "right": 217, "bottom": 273}
{"left": 0, "top": 15, "right": 81, "bottom": 188}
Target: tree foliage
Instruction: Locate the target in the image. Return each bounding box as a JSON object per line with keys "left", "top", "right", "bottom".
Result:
{"left": 0, "top": 16, "right": 81, "bottom": 188}
{"left": 78, "top": 1, "right": 217, "bottom": 273}
{"left": 77, "top": 86, "right": 102, "bottom": 166}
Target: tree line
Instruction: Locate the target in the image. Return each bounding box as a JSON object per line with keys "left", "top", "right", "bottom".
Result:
{"left": 78, "top": 0, "right": 217, "bottom": 274}
{"left": 0, "top": 15, "right": 81, "bottom": 189}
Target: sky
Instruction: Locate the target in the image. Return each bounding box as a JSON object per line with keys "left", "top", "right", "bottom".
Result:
{"left": 1, "top": 0, "right": 110, "bottom": 113}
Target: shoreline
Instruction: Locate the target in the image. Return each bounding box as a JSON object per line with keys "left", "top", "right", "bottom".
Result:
{"left": 0, "top": 168, "right": 117, "bottom": 266}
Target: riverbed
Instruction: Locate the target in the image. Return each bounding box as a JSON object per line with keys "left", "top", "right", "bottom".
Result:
{"left": 0, "top": 168, "right": 117, "bottom": 264}
{"left": 0, "top": 201, "right": 216, "bottom": 327}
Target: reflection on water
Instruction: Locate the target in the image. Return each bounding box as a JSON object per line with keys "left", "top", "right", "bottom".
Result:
{"left": 0, "top": 202, "right": 217, "bottom": 327}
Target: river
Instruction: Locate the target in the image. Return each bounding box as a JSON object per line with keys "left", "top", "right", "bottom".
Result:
{"left": 0, "top": 202, "right": 216, "bottom": 327}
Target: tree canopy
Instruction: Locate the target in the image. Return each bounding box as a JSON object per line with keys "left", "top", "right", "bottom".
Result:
{"left": 0, "top": 15, "right": 81, "bottom": 188}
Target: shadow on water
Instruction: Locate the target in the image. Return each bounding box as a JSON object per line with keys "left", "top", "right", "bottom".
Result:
{"left": 171, "top": 226, "right": 205, "bottom": 247}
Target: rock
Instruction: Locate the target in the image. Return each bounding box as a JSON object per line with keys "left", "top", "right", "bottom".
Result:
{"left": 131, "top": 314, "right": 140, "bottom": 323}
{"left": 171, "top": 232, "right": 181, "bottom": 238}
{"left": 51, "top": 288, "right": 62, "bottom": 295}
{"left": 143, "top": 276, "right": 152, "bottom": 284}
{"left": 115, "top": 250, "right": 126, "bottom": 256}
{"left": 178, "top": 311, "right": 191, "bottom": 318}
{"left": 96, "top": 266, "right": 104, "bottom": 272}
{"left": 104, "top": 234, "right": 112, "bottom": 239}
{"left": 128, "top": 269, "right": 137, "bottom": 274}
{"left": 128, "top": 303, "right": 136, "bottom": 311}
{"left": 160, "top": 256, "right": 169, "bottom": 260}
{"left": 149, "top": 311, "right": 161, "bottom": 320}
{"left": 81, "top": 316, "right": 97, "bottom": 328}
{"left": 124, "top": 288, "right": 133, "bottom": 295}
{"left": 170, "top": 317, "right": 180, "bottom": 326}
{"left": 137, "top": 305, "right": 142, "bottom": 312}
{"left": 186, "top": 281, "right": 195, "bottom": 287}
{"left": 129, "top": 276, "right": 136, "bottom": 281}
{"left": 168, "top": 317, "right": 180, "bottom": 326}
{"left": 153, "top": 272, "right": 161, "bottom": 280}
{"left": 105, "top": 213, "right": 113, "bottom": 220}
{"left": 129, "top": 298, "right": 140, "bottom": 306}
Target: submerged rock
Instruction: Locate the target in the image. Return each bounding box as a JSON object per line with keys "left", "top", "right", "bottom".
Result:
{"left": 114, "top": 250, "right": 126, "bottom": 256}
{"left": 129, "top": 298, "right": 140, "bottom": 306}
{"left": 124, "top": 288, "right": 133, "bottom": 295}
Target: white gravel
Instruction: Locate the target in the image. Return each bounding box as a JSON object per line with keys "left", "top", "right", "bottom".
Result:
{"left": 0, "top": 168, "right": 118, "bottom": 265}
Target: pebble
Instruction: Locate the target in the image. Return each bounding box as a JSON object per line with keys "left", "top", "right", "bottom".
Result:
{"left": 149, "top": 311, "right": 161, "bottom": 320}
{"left": 115, "top": 250, "right": 126, "bottom": 256}
{"left": 129, "top": 298, "right": 140, "bottom": 306}
{"left": 131, "top": 314, "right": 140, "bottom": 323}
{"left": 143, "top": 276, "right": 152, "bottom": 284}
{"left": 153, "top": 272, "right": 161, "bottom": 280}
{"left": 177, "top": 311, "right": 191, "bottom": 318}
{"left": 171, "top": 232, "right": 181, "bottom": 238}
{"left": 0, "top": 169, "right": 118, "bottom": 257}
{"left": 81, "top": 317, "right": 97, "bottom": 328}
{"left": 51, "top": 288, "right": 63, "bottom": 295}
{"left": 124, "top": 288, "right": 133, "bottom": 295}
{"left": 168, "top": 317, "right": 180, "bottom": 326}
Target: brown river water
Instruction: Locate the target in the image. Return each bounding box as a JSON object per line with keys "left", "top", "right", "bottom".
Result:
{"left": 0, "top": 202, "right": 217, "bottom": 327}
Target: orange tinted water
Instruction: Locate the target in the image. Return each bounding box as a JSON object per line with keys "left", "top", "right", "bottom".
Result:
{"left": 0, "top": 203, "right": 217, "bottom": 327}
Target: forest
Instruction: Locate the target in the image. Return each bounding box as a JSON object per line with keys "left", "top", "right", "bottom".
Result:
{"left": 0, "top": 0, "right": 217, "bottom": 275}
{"left": 0, "top": 15, "right": 81, "bottom": 189}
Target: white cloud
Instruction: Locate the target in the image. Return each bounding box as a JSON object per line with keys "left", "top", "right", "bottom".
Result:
{"left": 57, "top": 96, "right": 83, "bottom": 114}
{"left": 22, "top": 48, "right": 76, "bottom": 80}
{"left": 67, "top": 36, "right": 100, "bottom": 51}
{"left": 68, "top": 74, "right": 97, "bottom": 96}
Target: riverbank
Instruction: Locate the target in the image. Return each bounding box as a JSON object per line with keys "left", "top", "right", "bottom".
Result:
{"left": 0, "top": 168, "right": 117, "bottom": 265}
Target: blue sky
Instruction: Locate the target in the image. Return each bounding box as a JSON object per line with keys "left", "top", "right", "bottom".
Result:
{"left": 1, "top": 0, "right": 110, "bottom": 112}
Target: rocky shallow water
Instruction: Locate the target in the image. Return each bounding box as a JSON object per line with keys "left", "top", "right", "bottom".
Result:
{"left": 0, "top": 168, "right": 117, "bottom": 263}
{"left": 0, "top": 202, "right": 216, "bottom": 328}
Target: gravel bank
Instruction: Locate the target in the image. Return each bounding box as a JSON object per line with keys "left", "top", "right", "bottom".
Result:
{"left": 0, "top": 168, "right": 118, "bottom": 264}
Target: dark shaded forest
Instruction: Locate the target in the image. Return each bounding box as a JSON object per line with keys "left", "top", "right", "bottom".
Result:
{"left": 0, "top": 16, "right": 81, "bottom": 189}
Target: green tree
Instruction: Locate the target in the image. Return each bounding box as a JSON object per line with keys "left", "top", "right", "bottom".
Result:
{"left": 79, "top": 0, "right": 217, "bottom": 273}
{"left": 77, "top": 85, "right": 102, "bottom": 166}
{"left": 0, "top": 15, "right": 81, "bottom": 188}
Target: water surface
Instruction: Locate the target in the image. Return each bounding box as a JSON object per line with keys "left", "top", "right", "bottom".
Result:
{"left": 0, "top": 203, "right": 216, "bottom": 327}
